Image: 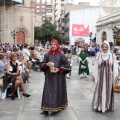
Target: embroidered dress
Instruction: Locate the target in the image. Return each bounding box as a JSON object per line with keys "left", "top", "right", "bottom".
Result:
{"left": 92, "top": 53, "right": 118, "bottom": 113}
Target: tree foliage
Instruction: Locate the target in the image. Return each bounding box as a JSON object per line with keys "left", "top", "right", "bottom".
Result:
{"left": 34, "top": 19, "right": 66, "bottom": 44}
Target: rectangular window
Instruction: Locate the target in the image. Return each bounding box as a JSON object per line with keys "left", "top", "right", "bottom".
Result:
{"left": 36, "top": 6, "right": 40, "bottom": 8}
{"left": 41, "top": 6, "right": 45, "bottom": 8}
{"left": 46, "top": 10, "right": 52, "bottom": 12}
{"left": 36, "top": 0, "right": 40, "bottom": 3}
{"left": 36, "top": 0, "right": 40, "bottom": 2}
{"left": 42, "top": 0, "right": 46, "bottom": 4}
{"left": 41, "top": 10, "right": 45, "bottom": 12}
{"left": 36, "top": 10, "right": 40, "bottom": 12}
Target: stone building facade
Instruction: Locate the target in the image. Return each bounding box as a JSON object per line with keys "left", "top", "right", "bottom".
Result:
{"left": 0, "top": 0, "right": 35, "bottom": 45}
{"left": 96, "top": 10, "right": 120, "bottom": 45}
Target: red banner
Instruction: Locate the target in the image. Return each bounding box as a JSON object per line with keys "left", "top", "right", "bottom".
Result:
{"left": 72, "top": 24, "right": 89, "bottom": 36}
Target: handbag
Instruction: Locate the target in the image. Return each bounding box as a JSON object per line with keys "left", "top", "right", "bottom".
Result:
{"left": 81, "top": 65, "right": 86, "bottom": 69}
{"left": 0, "top": 78, "right": 3, "bottom": 86}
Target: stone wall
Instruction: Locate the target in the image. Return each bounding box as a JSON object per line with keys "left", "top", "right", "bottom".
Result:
{"left": 0, "top": 0, "right": 35, "bottom": 45}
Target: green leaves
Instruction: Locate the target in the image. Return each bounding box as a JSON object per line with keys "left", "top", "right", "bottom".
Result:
{"left": 34, "top": 19, "right": 66, "bottom": 44}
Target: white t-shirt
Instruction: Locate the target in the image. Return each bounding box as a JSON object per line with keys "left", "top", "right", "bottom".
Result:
{"left": 22, "top": 48, "right": 30, "bottom": 60}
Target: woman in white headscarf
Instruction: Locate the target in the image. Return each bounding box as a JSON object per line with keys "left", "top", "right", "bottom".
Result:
{"left": 92, "top": 40, "right": 118, "bottom": 113}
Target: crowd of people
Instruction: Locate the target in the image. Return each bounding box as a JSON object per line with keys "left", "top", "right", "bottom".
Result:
{"left": 0, "top": 43, "right": 46, "bottom": 100}
{"left": 0, "top": 40, "right": 120, "bottom": 115}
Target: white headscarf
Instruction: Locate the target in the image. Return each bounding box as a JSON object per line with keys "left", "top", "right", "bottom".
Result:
{"left": 101, "top": 40, "right": 111, "bottom": 60}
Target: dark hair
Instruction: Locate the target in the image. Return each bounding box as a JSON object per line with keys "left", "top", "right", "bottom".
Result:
{"left": 24, "top": 43, "right": 29, "bottom": 48}
{"left": 81, "top": 46, "right": 86, "bottom": 52}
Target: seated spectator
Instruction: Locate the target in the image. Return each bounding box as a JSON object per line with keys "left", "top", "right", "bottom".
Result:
{"left": 22, "top": 43, "right": 30, "bottom": 69}
{"left": 16, "top": 53, "right": 30, "bottom": 83}
{"left": 4, "top": 51, "right": 11, "bottom": 64}
{"left": 29, "top": 50, "right": 35, "bottom": 72}
{"left": 36, "top": 49, "right": 44, "bottom": 62}
{"left": 0, "top": 54, "right": 6, "bottom": 90}
{"left": 4, "top": 53, "right": 31, "bottom": 100}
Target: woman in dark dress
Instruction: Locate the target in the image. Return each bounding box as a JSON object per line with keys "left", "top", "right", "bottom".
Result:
{"left": 41, "top": 39, "right": 71, "bottom": 115}
{"left": 4, "top": 53, "right": 31, "bottom": 100}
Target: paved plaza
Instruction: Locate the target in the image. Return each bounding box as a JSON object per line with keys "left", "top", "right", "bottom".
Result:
{"left": 0, "top": 56, "right": 120, "bottom": 120}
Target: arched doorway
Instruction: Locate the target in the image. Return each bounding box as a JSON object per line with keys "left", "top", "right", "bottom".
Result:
{"left": 116, "top": 30, "right": 120, "bottom": 46}
{"left": 17, "top": 31, "right": 25, "bottom": 45}
{"left": 101, "top": 32, "right": 107, "bottom": 43}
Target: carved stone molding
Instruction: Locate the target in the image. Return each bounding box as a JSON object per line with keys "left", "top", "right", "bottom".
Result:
{"left": 20, "top": 16, "right": 23, "bottom": 22}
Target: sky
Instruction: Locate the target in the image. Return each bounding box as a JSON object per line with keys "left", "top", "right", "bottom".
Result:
{"left": 13, "top": 0, "right": 22, "bottom": 3}
{"left": 74, "top": 0, "right": 102, "bottom": 6}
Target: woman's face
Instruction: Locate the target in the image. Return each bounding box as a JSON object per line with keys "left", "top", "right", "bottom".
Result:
{"left": 101, "top": 43, "right": 108, "bottom": 53}
{"left": 82, "top": 47, "right": 85, "bottom": 52}
{"left": 12, "top": 55, "right": 17, "bottom": 61}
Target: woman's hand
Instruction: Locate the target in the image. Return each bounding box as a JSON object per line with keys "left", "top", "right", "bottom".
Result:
{"left": 82, "top": 61, "right": 85, "bottom": 64}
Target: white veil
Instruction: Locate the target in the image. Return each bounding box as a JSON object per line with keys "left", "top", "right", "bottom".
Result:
{"left": 101, "top": 40, "right": 111, "bottom": 60}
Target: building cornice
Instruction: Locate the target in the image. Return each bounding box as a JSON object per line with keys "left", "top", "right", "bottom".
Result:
{"left": 96, "top": 11, "right": 120, "bottom": 27}
{"left": 0, "top": 0, "right": 21, "bottom": 5}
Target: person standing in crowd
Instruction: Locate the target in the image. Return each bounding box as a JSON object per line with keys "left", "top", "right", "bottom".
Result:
{"left": 78, "top": 46, "right": 89, "bottom": 78}
{"left": 95, "top": 44, "right": 100, "bottom": 54}
{"left": 66, "top": 54, "right": 73, "bottom": 79}
{"left": 74, "top": 46, "right": 76, "bottom": 55}
{"left": 87, "top": 44, "right": 92, "bottom": 56}
{"left": 22, "top": 43, "right": 30, "bottom": 69}
{"left": 40, "top": 39, "right": 71, "bottom": 115}
{"left": 68, "top": 44, "right": 71, "bottom": 53}
{"left": 92, "top": 40, "right": 118, "bottom": 113}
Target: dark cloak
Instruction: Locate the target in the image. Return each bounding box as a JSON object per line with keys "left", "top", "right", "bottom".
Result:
{"left": 41, "top": 53, "right": 71, "bottom": 112}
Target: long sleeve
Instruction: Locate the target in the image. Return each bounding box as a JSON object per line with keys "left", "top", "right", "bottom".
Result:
{"left": 60, "top": 54, "right": 71, "bottom": 74}
{"left": 113, "top": 54, "right": 118, "bottom": 81}
{"left": 92, "top": 58, "right": 98, "bottom": 83}
{"left": 0, "top": 62, "right": 5, "bottom": 76}
{"left": 41, "top": 53, "right": 49, "bottom": 72}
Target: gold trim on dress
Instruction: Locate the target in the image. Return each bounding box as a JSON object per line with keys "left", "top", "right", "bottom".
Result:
{"left": 41, "top": 104, "right": 68, "bottom": 112}
{"left": 61, "top": 67, "right": 71, "bottom": 70}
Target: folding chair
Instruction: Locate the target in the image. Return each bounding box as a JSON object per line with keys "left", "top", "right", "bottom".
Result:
{"left": 1, "top": 83, "right": 20, "bottom": 99}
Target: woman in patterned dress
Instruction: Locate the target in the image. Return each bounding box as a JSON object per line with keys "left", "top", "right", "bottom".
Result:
{"left": 92, "top": 40, "right": 118, "bottom": 113}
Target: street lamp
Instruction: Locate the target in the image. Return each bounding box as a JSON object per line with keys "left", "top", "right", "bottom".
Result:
{"left": 112, "top": 26, "right": 119, "bottom": 46}
{"left": 66, "top": 36, "right": 69, "bottom": 44}
{"left": 89, "top": 32, "right": 93, "bottom": 44}
{"left": 11, "top": 30, "right": 18, "bottom": 45}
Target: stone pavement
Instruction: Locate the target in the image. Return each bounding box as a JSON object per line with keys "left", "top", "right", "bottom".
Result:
{"left": 0, "top": 56, "right": 120, "bottom": 120}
